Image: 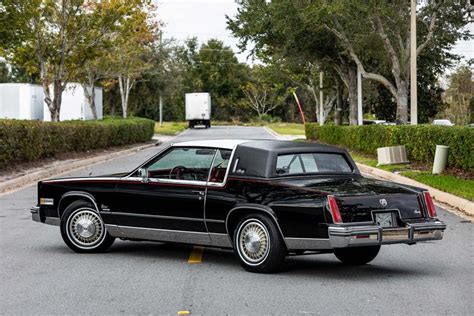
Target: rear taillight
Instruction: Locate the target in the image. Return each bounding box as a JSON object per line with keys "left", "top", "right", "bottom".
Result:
{"left": 327, "top": 195, "right": 343, "bottom": 224}
{"left": 423, "top": 191, "right": 437, "bottom": 218}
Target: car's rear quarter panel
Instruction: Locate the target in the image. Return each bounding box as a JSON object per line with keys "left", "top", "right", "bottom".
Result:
{"left": 205, "top": 177, "right": 327, "bottom": 239}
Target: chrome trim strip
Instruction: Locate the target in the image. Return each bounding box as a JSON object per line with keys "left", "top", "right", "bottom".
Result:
{"left": 105, "top": 224, "right": 232, "bottom": 248}
{"left": 208, "top": 233, "right": 233, "bottom": 248}
{"left": 106, "top": 211, "right": 224, "bottom": 223}
{"left": 58, "top": 191, "right": 100, "bottom": 219}
{"left": 105, "top": 224, "right": 233, "bottom": 248}
{"left": 284, "top": 237, "right": 332, "bottom": 250}
{"left": 45, "top": 217, "right": 60, "bottom": 226}
{"left": 44, "top": 177, "right": 122, "bottom": 183}
{"left": 106, "top": 224, "right": 212, "bottom": 245}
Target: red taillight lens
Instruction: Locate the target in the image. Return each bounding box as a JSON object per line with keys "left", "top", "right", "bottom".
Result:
{"left": 327, "top": 195, "right": 343, "bottom": 224}
{"left": 423, "top": 191, "right": 437, "bottom": 218}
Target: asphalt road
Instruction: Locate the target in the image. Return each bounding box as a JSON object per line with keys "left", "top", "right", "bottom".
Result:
{"left": 1, "top": 126, "right": 472, "bottom": 315}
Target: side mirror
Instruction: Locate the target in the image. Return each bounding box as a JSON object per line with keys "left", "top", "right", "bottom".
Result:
{"left": 138, "top": 168, "right": 148, "bottom": 180}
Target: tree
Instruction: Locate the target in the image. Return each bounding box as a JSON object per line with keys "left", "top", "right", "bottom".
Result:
{"left": 106, "top": 4, "right": 157, "bottom": 118}
{"left": 442, "top": 65, "right": 474, "bottom": 125}
{"left": 228, "top": 0, "right": 358, "bottom": 125}
{"left": 310, "top": 0, "right": 470, "bottom": 123}
{"left": 0, "top": 0, "right": 152, "bottom": 121}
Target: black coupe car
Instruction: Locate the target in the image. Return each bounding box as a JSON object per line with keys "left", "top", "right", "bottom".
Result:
{"left": 31, "top": 139, "right": 446, "bottom": 273}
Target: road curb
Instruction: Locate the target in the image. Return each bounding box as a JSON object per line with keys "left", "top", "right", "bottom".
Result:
{"left": 0, "top": 143, "right": 156, "bottom": 196}
{"left": 263, "top": 126, "right": 306, "bottom": 140}
{"left": 356, "top": 163, "right": 474, "bottom": 217}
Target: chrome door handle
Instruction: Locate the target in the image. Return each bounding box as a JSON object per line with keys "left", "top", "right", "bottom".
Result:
{"left": 192, "top": 190, "right": 205, "bottom": 196}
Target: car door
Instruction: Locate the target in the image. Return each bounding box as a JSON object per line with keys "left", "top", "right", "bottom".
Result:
{"left": 112, "top": 146, "right": 216, "bottom": 244}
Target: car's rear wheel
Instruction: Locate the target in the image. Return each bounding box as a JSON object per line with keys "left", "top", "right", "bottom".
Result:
{"left": 334, "top": 245, "right": 381, "bottom": 265}
{"left": 233, "top": 213, "right": 286, "bottom": 273}
{"left": 60, "top": 200, "right": 115, "bottom": 253}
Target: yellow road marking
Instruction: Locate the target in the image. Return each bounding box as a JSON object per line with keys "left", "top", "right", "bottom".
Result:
{"left": 188, "top": 246, "right": 204, "bottom": 263}
{"left": 177, "top": 311, "right": 190, "bottom": 315}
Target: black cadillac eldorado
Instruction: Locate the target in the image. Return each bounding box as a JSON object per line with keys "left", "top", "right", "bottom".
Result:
{"left": 31, "top": 139, "right": 446, "bottom": 273}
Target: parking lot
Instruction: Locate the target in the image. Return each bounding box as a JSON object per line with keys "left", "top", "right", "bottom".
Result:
{"left": 1, "top": 126, "right": 472, "bottom": 314}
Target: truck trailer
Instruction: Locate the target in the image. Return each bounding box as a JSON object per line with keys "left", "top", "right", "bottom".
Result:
{"left": 185, "top": 93, "right": 211, "bottom": 128}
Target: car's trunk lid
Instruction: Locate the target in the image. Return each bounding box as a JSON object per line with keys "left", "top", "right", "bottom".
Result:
{"left": 282, "top": 176, "right": 424, "bottom": 222}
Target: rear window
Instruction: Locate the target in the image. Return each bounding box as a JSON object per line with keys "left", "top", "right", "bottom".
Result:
{"left": 276, "top": 153, "right": 352, "bottom": 175}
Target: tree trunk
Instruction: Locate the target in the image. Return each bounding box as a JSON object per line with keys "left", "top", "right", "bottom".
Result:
{"left": 348, "top": 67, "right": 358, "bottom": 125}
{"left": 396, "top": 80, "right": 408, "bottom": 123}
{"left": 83, "top": 84, "right": 97, "bottom": 119}
{"left": 335, "top": 80, "right": 343, "bottom": 125}
{"left": 118, "top": 75, "right": 127, "bottom": 118}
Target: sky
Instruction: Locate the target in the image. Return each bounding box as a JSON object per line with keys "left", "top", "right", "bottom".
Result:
{"left": 156, "top": 0, "right": 249, "bottom": 63}
{"left": 156, "top": 0, "right": 473, "bottom": 68}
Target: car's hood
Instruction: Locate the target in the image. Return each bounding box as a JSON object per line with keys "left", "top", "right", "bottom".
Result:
{"left": 280, "top": 176, "right": 421, "bottom": 196}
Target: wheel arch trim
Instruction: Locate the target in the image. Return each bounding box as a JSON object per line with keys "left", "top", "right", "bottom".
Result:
{"left": 225, "top": 204, "right": 288, "bottom": 249}
{"left": 58, "top": 191, "right": 100, "bottom": 219}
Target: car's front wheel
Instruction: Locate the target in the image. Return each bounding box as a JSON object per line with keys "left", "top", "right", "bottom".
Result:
{"left": 60, "top": 200, "right": 115, "bottom": 253}
{"left": 334, "top": 245, "right": 381, "bottom": 265}
{"left": 233, "top": 214, "right": 286, "bottom": 273}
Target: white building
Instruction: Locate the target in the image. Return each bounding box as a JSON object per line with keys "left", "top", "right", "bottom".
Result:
{"left": 0, "top": 83, "right": 44, "bottom": 120}
{"left": 0, "top": 83, "right": 102, "bottom": 121}
{"left": 43, "top": 83, "right": 103, "bottom": 121}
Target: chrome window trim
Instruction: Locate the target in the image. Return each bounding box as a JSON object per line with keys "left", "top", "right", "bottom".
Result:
{"left": 122, "top": 144, "right": 240, "bottom": 188}
{"left": 57, "top": 191, "right": 101, "bottom": 219}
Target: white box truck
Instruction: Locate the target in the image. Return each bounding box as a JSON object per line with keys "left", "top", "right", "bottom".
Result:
{"left": 43, "top": 83, "right": 103, "bottom": 121}
{"left": 185, "top": 92, "right": 211, "bottom": 128}
{"left": 0, "top": 83, "right": 44, "bottom": 120}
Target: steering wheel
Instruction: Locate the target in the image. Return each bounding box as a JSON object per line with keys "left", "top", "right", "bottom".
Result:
{"left": 169, "top": 166, "right": 188, "bottom": 179}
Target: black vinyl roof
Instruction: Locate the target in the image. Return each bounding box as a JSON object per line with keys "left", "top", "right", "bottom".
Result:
{"left": 229, "top": 140, "right": 358, "bottom": 178}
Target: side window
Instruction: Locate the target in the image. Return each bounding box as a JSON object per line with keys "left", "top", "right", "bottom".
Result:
{"left": 209, "top": 149, "right": 232, "bottom": 183}
{"left": 276, "top": 154, "right": 303, "bottom": 174}
{"left": 146, "top": 147, "right": 216, "bottom": 182}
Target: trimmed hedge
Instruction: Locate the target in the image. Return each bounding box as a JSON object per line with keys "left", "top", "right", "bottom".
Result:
{"left": 0, "top": 117, "right": 155, "bottom": 170}
{"left": 305, "top": 124, "right": 474, "bottom": 172}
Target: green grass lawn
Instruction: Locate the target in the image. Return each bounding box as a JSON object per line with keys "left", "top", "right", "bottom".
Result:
{"left": 154, "top": 122, "right": 187, "bottom": 135}
{"left": 350, "top": 152, "right": 474, "bottom": 201}
{"left": 267, "top": 123, "right": 306, "bottom": 135}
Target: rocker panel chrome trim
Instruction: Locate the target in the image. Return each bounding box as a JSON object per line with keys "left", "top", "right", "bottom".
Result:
{"left": 105, "top": 224, "right": 232, "bottom": 248}
{"left": 284, "top": 237, "right": 332, "bottom": 250}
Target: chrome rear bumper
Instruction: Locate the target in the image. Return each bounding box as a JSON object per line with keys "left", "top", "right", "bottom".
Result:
{"left": 329, "top": 220, "right": 446, "bottom": 248}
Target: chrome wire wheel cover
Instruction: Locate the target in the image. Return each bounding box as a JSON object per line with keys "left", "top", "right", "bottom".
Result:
{"left": 66, "top": 208, "right": 105, "bottom": 249}
{"left": 237, "top": 219, "right": 270, "bottom": 265}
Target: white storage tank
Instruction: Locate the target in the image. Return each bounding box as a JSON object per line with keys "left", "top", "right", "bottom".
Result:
{"left": 0, "top": 83, "right": 44, "bottom": 120}
{"left": 43, "top": 83, "right": 103, "bottom": 121}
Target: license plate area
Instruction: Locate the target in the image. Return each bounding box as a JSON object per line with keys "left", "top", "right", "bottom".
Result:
{"left": 372, "top": 210, "right": 398, "bottom": 228}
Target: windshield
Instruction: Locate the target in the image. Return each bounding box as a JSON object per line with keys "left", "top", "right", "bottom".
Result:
{"left": 276, "top": 153, "right": 352, "bottom": 175}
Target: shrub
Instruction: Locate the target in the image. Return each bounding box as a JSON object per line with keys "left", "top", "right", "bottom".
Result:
{"left": 305, "top": 124, "right": 474, "bottom": 171}
{"left": 0, "top": 117, "right": 155, "bottom": 170}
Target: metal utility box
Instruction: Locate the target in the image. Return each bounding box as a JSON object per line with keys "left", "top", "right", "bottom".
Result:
{"left": 185, "top": 92, "right": 211, "bottom": 128}
{"left": 0, "top": 83, "right": 44, "bottom": 120}
{"left": 43, "top": 83, "right": 102, "bottom": 121}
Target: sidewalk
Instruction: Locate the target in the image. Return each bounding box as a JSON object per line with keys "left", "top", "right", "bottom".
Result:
{"left": 0, "top": 135, "right": 175, "bottom": 196}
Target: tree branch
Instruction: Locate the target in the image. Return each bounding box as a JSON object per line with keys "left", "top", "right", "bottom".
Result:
{"left": 324, "top": 22, "right": 398, "bottom": 98}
